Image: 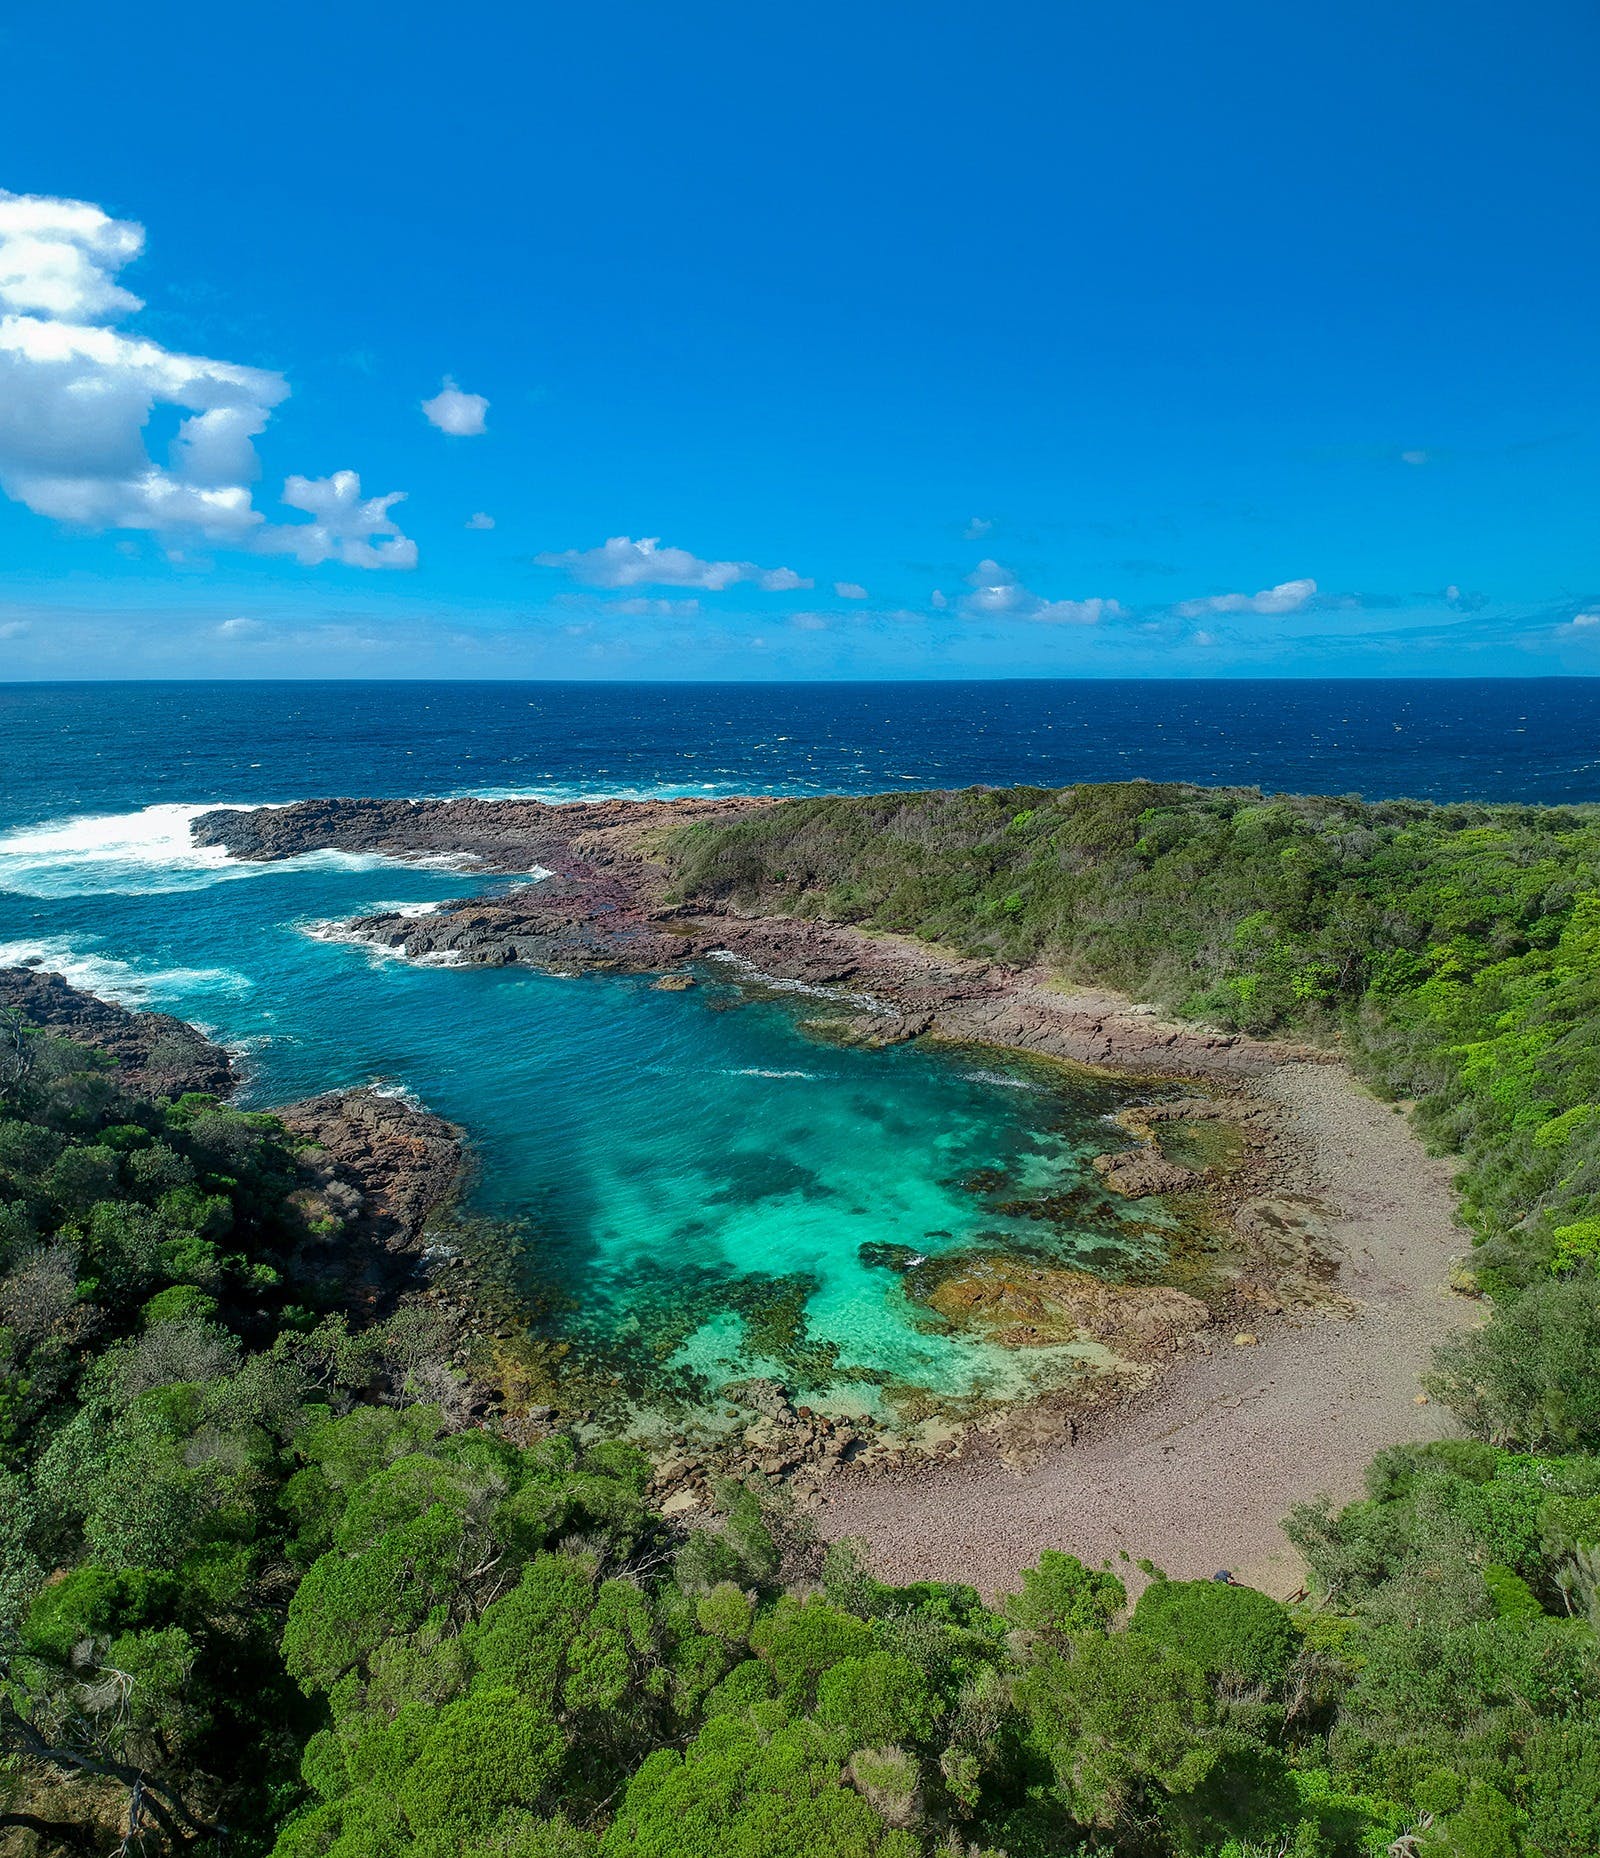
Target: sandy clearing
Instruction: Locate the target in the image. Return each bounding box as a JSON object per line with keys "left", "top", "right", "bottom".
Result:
{"left": 816, "top": 1061, "right": 1475, "bottom": 1601}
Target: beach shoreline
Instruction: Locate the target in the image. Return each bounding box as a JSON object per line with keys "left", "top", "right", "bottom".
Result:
{"left": 178, "top": 794, "right": 1476, "bottom": 1583}
{"left": 817, "top": 1060, "right": 1470, "bottom": 1599}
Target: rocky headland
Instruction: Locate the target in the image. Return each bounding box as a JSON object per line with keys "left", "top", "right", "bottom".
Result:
{"left": 194, "top": 795, "right": 1313, "bottom": 1079}
{"left": 0, "top": 966, "right": 466, "bottom": 1310}
{"left": 0, "top": 964, "right": 235, "bottom": 1099}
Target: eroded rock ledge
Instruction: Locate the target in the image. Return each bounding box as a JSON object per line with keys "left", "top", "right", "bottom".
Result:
{"left": 0, "top": 965, "right": 235, "bottom": 1099}
{"left": 276, "top": 1089, "right": 466, "bottom": 1309}
{"left": 194, "top": 796, "right": 1315, "bottom": 1079}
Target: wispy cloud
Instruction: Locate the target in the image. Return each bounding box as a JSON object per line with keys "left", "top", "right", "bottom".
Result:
{"left": 465, "top": 511, "right": 496, "bottom": 530}
{"left": 609, "top": 596, "right": 700, "bottom": 617}
{"left": 0, "top": 187, "right": 415, "bottom": 568}
{"left": 1444, "top": 583, "right": 1488, "bottom": 613}
{"left": 1174, "top": 576, "right": 1316, "bottom": 618}
{"left": 959, "top": 559, "right": 1121, "bottom": 625}
{"left": 963, "top": 516, "right": 993, "bottom": 540}
{"left": 534, "top": 534, "right": 812, "bottom": 593}
{"left": 422, "top": 376, "right": 489, "bottom": 436}
{"left": 833, "top": 580, "right": 868, "bottom": 599}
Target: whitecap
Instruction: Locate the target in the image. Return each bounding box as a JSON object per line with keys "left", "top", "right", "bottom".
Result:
{"left": 0, "top": 802, "right": 430, "bottom": 899}
{"left": 298, "top": 921, "right": 467, "bottom": 970}
{"left": 726, "top": 1067, "right": 817, "bottom": 1080}
{"left": 0, "top": 935, "right": 252, "bottom": 1008}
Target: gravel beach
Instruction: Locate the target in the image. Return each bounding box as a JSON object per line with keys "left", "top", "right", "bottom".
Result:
{"left": 816, "top": 1060, "right": 1474, "bottom": 1600}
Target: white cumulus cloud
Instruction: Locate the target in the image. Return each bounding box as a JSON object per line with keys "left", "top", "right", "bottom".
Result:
{"left": 0, "top": 186, "right": 414, "bottom": 568}
{"left": 834, "top": 580, "right": 868, "bottom": 599}
{"left": 265, "top": 472, "right": 416, "bottom": 569}
{"left": 465, "top": 511, "right": 495, "bottom": 530}
{"left": 959, "top": 560, "right": 1120, "bottom": 625}
{"left": 535, "top": 535, "right": 812, "bottom": 593}
{"left": 0, "top": 189, "right": 145, "bottom": 320}
{"left": 422, "top": 377, "right": 488, "bottom": 436}
{"left": 1175, "top": 577, "right": 1316, "bottom": 619}
{"left": 1571, "top": 613, "right": 1600, "bottom": 629}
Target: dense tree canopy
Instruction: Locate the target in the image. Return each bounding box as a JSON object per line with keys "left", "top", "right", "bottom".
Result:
{"left": 5, "top": 781, "right": 1600, "bottom": 1854}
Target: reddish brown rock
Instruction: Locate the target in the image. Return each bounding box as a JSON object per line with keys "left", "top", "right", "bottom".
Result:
{"left": 0, "top": 965, "right": 234, "bottom": 1099}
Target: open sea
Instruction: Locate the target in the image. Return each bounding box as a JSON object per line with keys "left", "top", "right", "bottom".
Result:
{"left": 4, "top": 679, "right": 1598, "bottom": 1422}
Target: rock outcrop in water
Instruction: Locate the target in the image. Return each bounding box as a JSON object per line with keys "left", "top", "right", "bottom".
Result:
{"left": 0, "top": 965, "right": 235, "bottom": 1098}
{"left": 276, "top": 1089, "right": 466, "bottom": 1309}
{"left": 194, "top": 796, "right": 1314, "bottom": 1079}
{"left": 192, "top": 793, "right": 773, "bottom": 872}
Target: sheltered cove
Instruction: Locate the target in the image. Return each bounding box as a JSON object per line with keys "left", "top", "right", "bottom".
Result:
{"left": 174, "top": 793, "right": 1472, "bottom": 1583}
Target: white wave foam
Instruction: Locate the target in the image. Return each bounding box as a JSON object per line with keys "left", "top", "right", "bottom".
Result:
{"left": 962, "top": 1069, "right": 1042, "bottom": 1091}
{"left": 298, "top": 919, "right": 467, "bottom": 970}
{"left": 726, "top": 1067, "right": 817, "bottom": 1079}
{"left": 0, "top": 804, "right": 257, "bottom": 897}
{"left": 0, "top": 803, "right": 477, "bottom": 899}
{"left": 0, "top": 935, "right": 252, "bottom": 1008}
{"left": 704, "top": 948, "right": 891, "bottom": 1014}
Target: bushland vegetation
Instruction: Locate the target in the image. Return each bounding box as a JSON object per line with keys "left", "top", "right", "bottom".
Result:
{"left": 3, "top": 780, "right": 1600, "bottom": 1854}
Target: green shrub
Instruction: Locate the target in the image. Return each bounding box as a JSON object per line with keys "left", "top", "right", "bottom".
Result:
{"left": 1130, "top": 1578, "right": 1301, "bottom": 1688}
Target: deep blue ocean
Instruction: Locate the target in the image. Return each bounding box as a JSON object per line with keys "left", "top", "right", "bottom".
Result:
{"left": 4, "top": 679, "right": 1597, "bottom": 1425}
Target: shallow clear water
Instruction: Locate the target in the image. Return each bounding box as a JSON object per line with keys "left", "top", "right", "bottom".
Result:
{"left": 0, "top": 797, "right": 1143, "bottom": 1413}
{"left": 3, "top": 679, "right": 1597, "bottom": 1416}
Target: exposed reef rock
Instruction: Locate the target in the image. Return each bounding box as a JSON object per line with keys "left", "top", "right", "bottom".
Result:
{"left": 194, "top": 797, "right": 1316, "bottom": 1080}
{"left": 0, "top": 965, "right": 235, "bottom": 1098}
{"left": 1091, "top": 1147, "right": 1205, "bottom": 1197}
{"left": 912, "top": 1254, "right": 1212, "bottom": 1358}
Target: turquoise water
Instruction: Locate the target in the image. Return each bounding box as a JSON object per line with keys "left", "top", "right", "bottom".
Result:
{"left": 9, "top": 678, "right": 1594, "bottom": 1420}
{"left": 0, "top": 798, "right": 1144, "bottom": 1417}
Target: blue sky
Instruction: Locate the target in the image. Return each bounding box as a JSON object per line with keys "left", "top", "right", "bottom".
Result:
{"left": 0, "top": 0, "right": 1596, "bottom": 679}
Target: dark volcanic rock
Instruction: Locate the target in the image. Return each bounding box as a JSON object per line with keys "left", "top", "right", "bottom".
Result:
{"left": 277, "top": 1088, "right": 465, "bottom": 1284}
{"left": 191, "top": 794, "right": 772, "bottom": 873}
{"left": 0, "top": 966, "right": 234, "bottom": 1098}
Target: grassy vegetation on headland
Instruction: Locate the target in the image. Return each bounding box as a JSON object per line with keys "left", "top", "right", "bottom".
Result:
{"left": 3, "top": 780, "right": 1600, "bottom": 1857}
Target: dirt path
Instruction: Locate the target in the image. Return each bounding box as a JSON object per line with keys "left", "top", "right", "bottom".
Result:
{"left": 816, "top": 1062, "right": 1474, "bottom": 1600}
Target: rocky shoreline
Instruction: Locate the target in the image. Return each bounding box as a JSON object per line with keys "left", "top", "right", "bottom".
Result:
{"left": 0, "top": 965, "right": 236, "bottom": 1099}
{"left": 181, "top": 796, "right": 1365, "bottom": 1518}
{"left": 0, "top": 966, "right": 467, "bottom": 1312}
{"left": 195, "top": 795, "right": 1315, "bottom": 1079}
